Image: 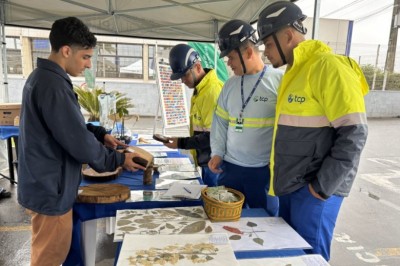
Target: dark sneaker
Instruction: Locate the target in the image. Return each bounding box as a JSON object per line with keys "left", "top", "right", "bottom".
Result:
{"left": 0, "top": 189, "right": 11, "bottom": 199}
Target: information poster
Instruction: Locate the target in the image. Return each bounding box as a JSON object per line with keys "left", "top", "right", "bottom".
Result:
{"left": 156, "top": 62, "right": 189, "bottom": 128}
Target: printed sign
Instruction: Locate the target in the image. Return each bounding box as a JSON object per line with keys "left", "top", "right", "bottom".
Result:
{"left": 156, "top": 62, "right": 189, "bottom": 128}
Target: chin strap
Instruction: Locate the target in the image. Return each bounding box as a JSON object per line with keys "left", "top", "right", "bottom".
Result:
{"left": 272, "top": 33, "right": 287, "bottom": 65}
{"left": 236, "top": 47, "right": 247, "bottom": 74}
{"left": 190, "top": 68, "right": 200, "bottom": 88}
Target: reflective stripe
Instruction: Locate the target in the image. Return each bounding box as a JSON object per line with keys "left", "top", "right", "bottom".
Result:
{"left": 279, "top": 114, "right": 330, "bottom": 127}
{"left": 215, "top": 105, "right": 229, "bottom": 120}
{"left": 228, "top": 117, "right": 275, "bottom": 128}
{"left": 331, "top": 112, "right": 367, "bottom": 128}
{"left": 193, "top": 125, "right": 211, "bottom": 132}
{"left": 278, "top": 113, "right": 367, "bottom": 128}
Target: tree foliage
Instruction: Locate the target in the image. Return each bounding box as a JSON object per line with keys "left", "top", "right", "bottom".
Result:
{"left": 361, "top": 64, "right": 400, "bottom": 91}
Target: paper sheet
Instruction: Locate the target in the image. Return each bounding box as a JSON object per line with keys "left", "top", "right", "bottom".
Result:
{"left": 154, "top": 157, "right": 192, "bottom": 165}
{"left": 158, "top": 170, "right": 200, "bottom": 180}
{"left": 238, "top": 254, "right": 330, "bottom": 266}
{"left": 211, "top": 217, "right": 311, "bottom": 251}
{"left": 117, "top": 233, "right": 239, "bottom": 266}
{"left": 114, "top": 206, "right": 211, "bottom": 242}
{"left": 156, "top": 178, "right": 200, "bottom": 190}
{"left": 162, "top": 183, "right": 207, "bottom": 200}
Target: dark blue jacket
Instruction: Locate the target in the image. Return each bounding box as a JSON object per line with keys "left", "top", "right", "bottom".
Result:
{"left": 18, "top": 58, "right": 125, "bottom": 215}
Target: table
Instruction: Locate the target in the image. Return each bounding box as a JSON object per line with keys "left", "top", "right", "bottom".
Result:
{"left": 113, "top": 208, "right": 306, "bottom": 265}
{"left": 0, "top": 125, "right": 19, "bottom": 184}
{"left": 64, "top": 148, "right": 202, "bottom": 266}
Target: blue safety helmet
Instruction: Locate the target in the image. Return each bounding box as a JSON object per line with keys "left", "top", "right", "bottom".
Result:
{"left": 257, "top": 1, "right": 307, "bottom": 42}
{"left": 169, "top": 44, "right": 200, "bottom": 80}
{"left": 217, "top": 19, "right": 258, "bottom": 58}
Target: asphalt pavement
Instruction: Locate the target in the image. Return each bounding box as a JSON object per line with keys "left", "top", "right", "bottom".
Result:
{"left": 0, "top": 117, "right": 399, "bottom": 266}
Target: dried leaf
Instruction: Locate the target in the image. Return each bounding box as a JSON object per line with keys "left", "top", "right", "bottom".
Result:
{"left": 166, "top": 223, "right": 175, "bottom": 229}
{"left": 205, "top": 225, "right": 213, "bottom": 233}
{"left": 175, "top": 209, "right": 203, "bottom": 218}
{"left": 121, "top": 214, "right": 136, "bottom": 219}
{"left": 139, "top": 222, "right": 159, "bottom": 229}
{"left": 253, "top": 237, "right": 264, "bottom": 246}
{"left": 117, "top": 219, "right": 131, "bottom": 226}
{"left": 179, "top": 221, "right": 206, "bottom": 234}
{"left": 223, "top": 225, "right": 243, "bottom": 234}
{"left": 229, "top": 235, "right": 241, "bottom": 240}
{"left": 247, "top": 221, "right": 257, "bottom": 227}
{"left": 119, "top": 226, "right": 137, "bottom": 232}
{"left": 133, "top": 219, "right": 152, "bottom": 224}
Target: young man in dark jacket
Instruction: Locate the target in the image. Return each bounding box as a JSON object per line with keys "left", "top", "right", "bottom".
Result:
{"left": 18, "top": 17, "right": 145, "bottom": 266}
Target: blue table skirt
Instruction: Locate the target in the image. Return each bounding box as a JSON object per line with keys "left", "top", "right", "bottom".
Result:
{"left": 112, "top": 208, "right": 305, "bottom": 265}
{"left": 65, "top": 149, "right": 201, "bottom": 265}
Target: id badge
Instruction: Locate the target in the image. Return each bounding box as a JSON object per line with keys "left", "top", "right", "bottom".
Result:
{"left": 235, "top": 117, "right": 244, "bottom": 133}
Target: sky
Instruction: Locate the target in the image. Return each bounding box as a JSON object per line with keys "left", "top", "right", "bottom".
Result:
{"left": 296, "top": 0, "right": 393, "bottom": 45}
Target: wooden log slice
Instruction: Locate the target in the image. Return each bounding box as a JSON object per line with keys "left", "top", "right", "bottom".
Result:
{"left": 76, "top": 183, "right": 130, "bottom": 203}
{"left": 82, "top": 167, "right": 123, "bottom": 182}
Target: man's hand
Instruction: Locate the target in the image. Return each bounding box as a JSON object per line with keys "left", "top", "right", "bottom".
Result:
{"left": 164, "top": 137, "right": 178, "bottom": 149}
{"left": 123, "top": 152, "right": 146, "bottom": 172}
{"left": 208, "top": 155, "right": 223, "bottom": 174}
{"left": 104, "top": 134, "right": 128, "bottom": 149}
{"left": 308, "top": 184, "right": 326, "bottom": 201}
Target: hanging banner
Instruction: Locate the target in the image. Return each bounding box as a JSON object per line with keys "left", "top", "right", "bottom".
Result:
{"left": 188, "top": 42, "right": 229, "bottom": 82}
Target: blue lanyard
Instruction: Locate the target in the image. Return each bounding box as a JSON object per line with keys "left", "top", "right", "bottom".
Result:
{"left": 240, "top": 65, "right": 267, "bottom": 118}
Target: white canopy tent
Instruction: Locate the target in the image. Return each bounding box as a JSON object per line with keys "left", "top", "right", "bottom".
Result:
{"left": 2, "top": 0, "right": 279, "bottom": 42}
{"left": 0, "top": 0, "right": 319, "bottom": 101}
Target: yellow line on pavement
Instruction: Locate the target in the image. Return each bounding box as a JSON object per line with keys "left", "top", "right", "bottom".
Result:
{"left": 375, "top": 248, "right": 400, "bottom": 256}
{"left": 0, "top": 225, "right": 31, "bottom": 232}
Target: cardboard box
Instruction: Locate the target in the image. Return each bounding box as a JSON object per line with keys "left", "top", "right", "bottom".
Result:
{"left": 0, "top": 103, "right": 21, "bottom": 126}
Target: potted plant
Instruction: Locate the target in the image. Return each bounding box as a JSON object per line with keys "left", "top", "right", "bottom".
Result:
{"left": 73, "top": 85, "right": 134, "bottom": 122}
{"left": 74, "top": 85, "right": 138, "bottom": 144}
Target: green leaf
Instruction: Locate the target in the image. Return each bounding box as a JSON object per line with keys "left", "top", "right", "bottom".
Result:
{"left": 175, "top": 209, "right": 203, "bottom": 218}
{"left": 253, "top": 237, "right": 264, "bottom": 246}
{"left": 179, "top": 221, "right": 206, "bottom": 234}
{"left": 229, "top": 235, "right": 241, "bottom": 240}
{"left": 247, "top": 221, "right": 257, "bottom": 227}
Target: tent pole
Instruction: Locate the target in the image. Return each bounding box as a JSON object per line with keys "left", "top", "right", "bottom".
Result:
{"left": 213, "top": 19, "right": 218, "bottom": 73}
{"left": 0, "top": 3, "right": 9, "bottom": 103}
{"left": 311, "top": 0, "right": 321, "bottom": 40}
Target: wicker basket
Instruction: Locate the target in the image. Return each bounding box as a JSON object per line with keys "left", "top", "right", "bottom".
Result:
{"left": 201, "top": 187, "right": 245, "bottom": 222}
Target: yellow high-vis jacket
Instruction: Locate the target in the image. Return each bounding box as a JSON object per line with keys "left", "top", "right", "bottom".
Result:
{"left": 269, "top": 40, "right": 369, "bottom": 198}
{"left": 177, "top": 69, "right": 223, "bottom": 167}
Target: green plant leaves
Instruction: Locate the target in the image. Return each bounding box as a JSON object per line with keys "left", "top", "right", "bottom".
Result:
{"left": 73, "top": 85, "right": 133, "bottom": 121}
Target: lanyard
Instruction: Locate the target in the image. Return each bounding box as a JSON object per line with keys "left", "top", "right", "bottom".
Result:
{"left": 240, "top": 65, "right": 267, "bottom": 118}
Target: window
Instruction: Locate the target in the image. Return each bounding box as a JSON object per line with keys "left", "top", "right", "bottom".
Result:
{"left": 149, "top": 45, "right": 156, "bottom": 80}
{"left": 6, "top": 37, "right": 22, "bottom": 74}
{"left": 96, "top": 43, "right": 143, "bottom": 79}
{"left": 148, "top": 45, "right": 174, "bottom": 80}
{"left": 32, "top": 38, "right": 51, "bottom": 69}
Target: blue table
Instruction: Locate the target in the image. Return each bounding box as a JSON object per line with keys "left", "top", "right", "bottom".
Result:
{"left": 65, "top": 148, "right": 202, "bottom": 266}
{"left": 0, "top": 125, "right": 19, "bottom": 184}
{"left": 113, "top": 208, "right": 305, "bottom": 265}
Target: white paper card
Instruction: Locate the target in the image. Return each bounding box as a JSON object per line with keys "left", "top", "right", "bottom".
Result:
{"left": 117, "top": 234, "right": 239, "bottom": 266}
{"left": 156, "top": 178, "right": 200, "bottom": 190}
{"left": 211, "top": 217, "right": 311, "bottom": 251}
{"left": 155, "top": 157, "right": 192, "bottom": 165}
{"left": 238, "top": 254, "right": 330, "bottom": 266}
{"left": 162, "top": 183, "right": 207, "bottom": 200}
